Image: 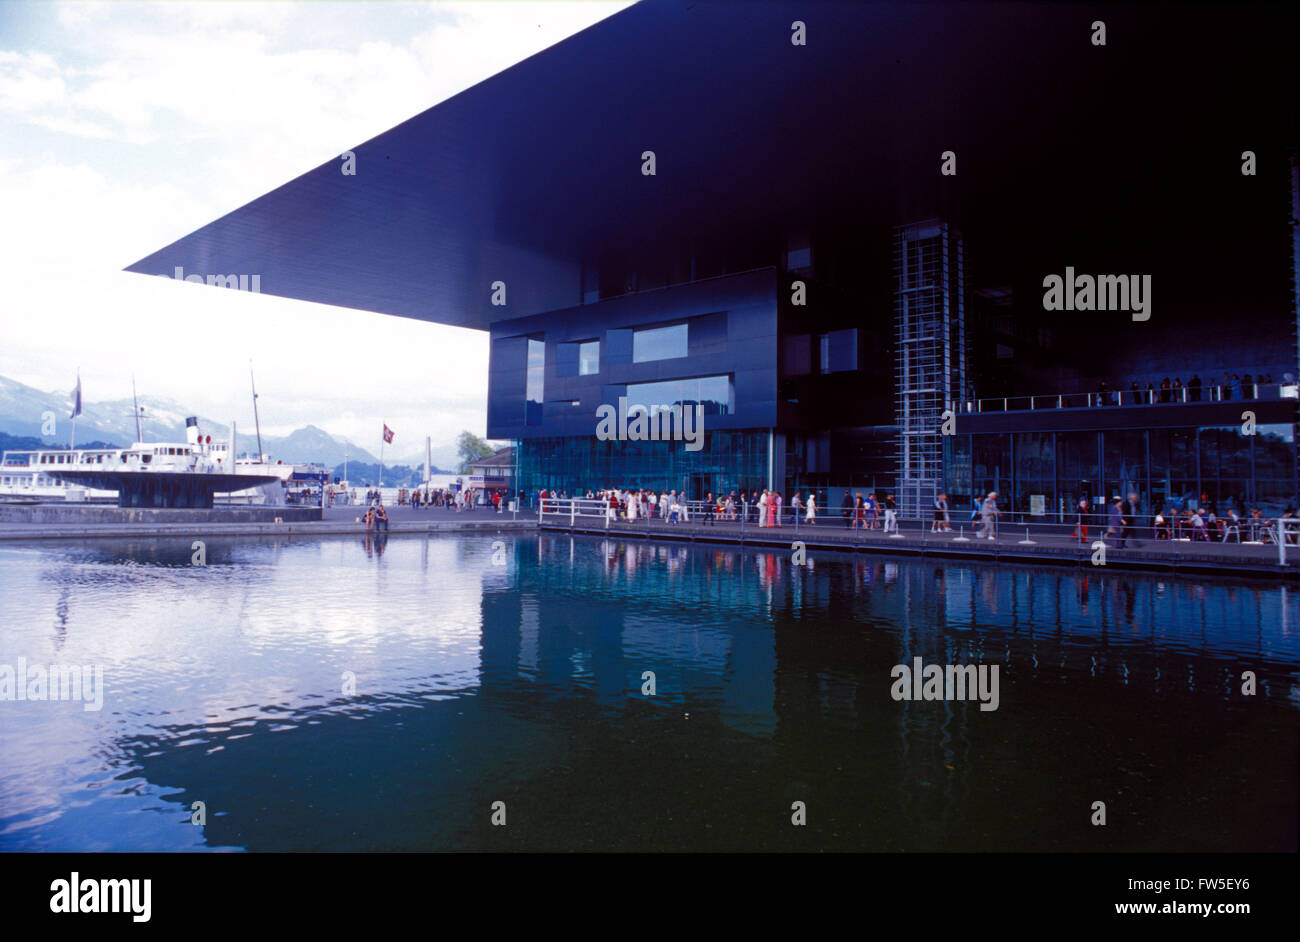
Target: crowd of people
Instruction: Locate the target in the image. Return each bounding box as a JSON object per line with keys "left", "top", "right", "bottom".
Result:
{"left": 1069, "top": 492, "right": 1297, "bottom": 545}
{"left": 1095, "top": 373, "right": 1277, "bottom": 406}
{"left": 539, "top": 487, "right": 816, "bottom": 526}
{"left": 349, "top": 486, "right": 515, "bottom": 512}
{"left": 534, "top": 487, "right": 923, "bottom": 531}
{"left": 356, "top": 485, "right": 523, "bottom": 531}
{"left": 535, "top": 485, "right": 1297, "bottom": 547}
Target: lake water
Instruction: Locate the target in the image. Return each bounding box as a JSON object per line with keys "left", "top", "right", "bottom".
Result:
{"left": 1, "top": 532, "right": 1296, "bottom": 851}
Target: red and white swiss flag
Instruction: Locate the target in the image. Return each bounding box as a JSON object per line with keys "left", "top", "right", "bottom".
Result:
{"left": 382, "top": 424, "right": 394, "bottom": 444}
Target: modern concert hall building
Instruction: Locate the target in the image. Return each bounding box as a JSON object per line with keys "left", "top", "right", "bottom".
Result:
{"left": 128, "top": 0, "right": 1300, "bottom": 520}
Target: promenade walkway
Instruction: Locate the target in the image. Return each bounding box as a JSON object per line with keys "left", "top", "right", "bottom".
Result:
{"left": 538, "top": 509, "right": 1300, "bottom": 579}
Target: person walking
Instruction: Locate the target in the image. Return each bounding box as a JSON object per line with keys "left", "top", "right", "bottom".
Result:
{"left": 1106, "top": 496, "right": 1123, "bottom": 544}
{"left": 1072, "top": 496, "right": 1090, "bottom": 543}
{"left": 841, "top": 491, "right": 854, "bottom": 527}
{"left": 883, "top": 493, "right": 897, "bottom": 533}
{"left": 805, "top": 492, "right": 817, "bottom": 525}
{"left": 932, "top": 492, "right": 948, "bottom": 533}
{"left": 773, "top": 491, "right": 783, "bottom": 527}
{"left": 1121, "top": 492, "right": 1141, "bottom": 548}
{"left": 977, "top": 491, "right": 999, "bottom": 540}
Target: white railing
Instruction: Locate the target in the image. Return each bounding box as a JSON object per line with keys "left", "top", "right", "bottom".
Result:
{"left": 537, "top": 496, "right": 1300, "bottom": 565}
{"left": 957, "top": 382, "right": 1296, "bottom": 414}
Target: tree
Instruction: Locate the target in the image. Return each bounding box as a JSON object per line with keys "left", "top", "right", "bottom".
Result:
{"left": 456, "top": 431, "right": 494, "bottom": 472}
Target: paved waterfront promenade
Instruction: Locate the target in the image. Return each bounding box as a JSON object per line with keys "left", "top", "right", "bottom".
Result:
{"left": 0, "top": 504, "right": 533, "bottom": 541}
{"left": 539, "top": 511, "right": 1300, "bottom": 578}
{"left": 3, "top": 501, "right": 1294, "bottom": 577}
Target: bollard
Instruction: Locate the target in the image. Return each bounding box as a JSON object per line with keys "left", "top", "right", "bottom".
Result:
{"left": 1018, "top": 527, "right": 1036, "bottom": 545}
{"left": 952, "top": 526, "right": 969, "bottom": 542}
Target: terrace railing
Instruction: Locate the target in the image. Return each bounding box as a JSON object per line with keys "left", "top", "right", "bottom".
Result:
{"left": 957, "top": 382, "right": 1297, "bottom": 414}
{"left": 537, "top": 496, "right": 1300, "bottom": 566}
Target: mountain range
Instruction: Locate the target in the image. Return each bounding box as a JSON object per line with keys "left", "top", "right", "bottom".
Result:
{"left": 0, "top": 374, "right": 460, "bottom": 470}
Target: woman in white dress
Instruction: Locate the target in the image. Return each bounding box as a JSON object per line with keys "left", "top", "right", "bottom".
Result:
{"left": 806, "top": 493, "right": 817, "bottom": 525}
{"left": 627, "top": 490, "right": 638, "bottom": 521}
{"left": 757, "top": 489, "right": 770, "bottom": 528}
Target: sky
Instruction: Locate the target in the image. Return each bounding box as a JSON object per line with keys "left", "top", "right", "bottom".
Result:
{"left": 0, "top": 0, "right": 632, "bottom": 462}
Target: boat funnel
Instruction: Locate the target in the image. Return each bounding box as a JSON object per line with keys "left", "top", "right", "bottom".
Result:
{"left": 185, "top": 416, "right": 200, "bottom": 445}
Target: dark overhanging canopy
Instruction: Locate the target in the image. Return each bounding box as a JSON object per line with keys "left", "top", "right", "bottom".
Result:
{"left": 125, "top": 0, "right": 1298, "bottom": 332}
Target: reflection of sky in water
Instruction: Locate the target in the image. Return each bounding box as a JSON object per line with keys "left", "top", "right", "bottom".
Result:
{"left": 0, "top": 534, "right": 1296, "bottom": 852}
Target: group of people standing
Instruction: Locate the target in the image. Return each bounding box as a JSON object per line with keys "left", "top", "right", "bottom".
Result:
{"left": 1097, "top": 373, "right": 1273, "bottom": 406}
{"left": 838, "top": 492, "right": 899, "bottom": 533}
{"left": 555, "top": 488, "right": 828, "bottom": 526}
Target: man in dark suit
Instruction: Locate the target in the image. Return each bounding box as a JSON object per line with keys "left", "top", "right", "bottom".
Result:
{"left": 1121, "top": 492, "right": 1141, "bottom": 548}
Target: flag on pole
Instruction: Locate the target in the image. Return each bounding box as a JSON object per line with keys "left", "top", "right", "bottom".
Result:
{"left": 69, "top": 374, "right": 82, "bottom": 420}
{"left": 383, "top": 424, "right": 394, "bottom": 444}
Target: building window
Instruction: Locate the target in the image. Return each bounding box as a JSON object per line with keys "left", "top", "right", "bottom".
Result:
{"left": 633, "top": 324, "right": 688, "bottom": 363}
{"left": 557, "top": 339, "right": 600, "bottom": 377}
{"left": 526, "top": 338, "right": 545, "bottom": 425}
{"left": 621, "top": 375, "right": 733, "bottom": 417}
{"left": 817, "top": 329, "right": 858, "bottom": 373}
{"left": 579, "top": 340, "right": 599, "bottom": 375}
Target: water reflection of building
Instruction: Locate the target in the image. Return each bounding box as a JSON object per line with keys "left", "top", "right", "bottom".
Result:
{"left": 479, "top": 535, "right": 779, "bottom": 735}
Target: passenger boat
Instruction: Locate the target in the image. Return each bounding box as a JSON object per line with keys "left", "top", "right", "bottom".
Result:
{"left": 0, "top": 417, "right": 296, "bottom": 505}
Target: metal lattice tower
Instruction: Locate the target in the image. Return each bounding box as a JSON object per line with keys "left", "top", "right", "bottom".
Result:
{"left": 894, "top": 220, "right": 966, "bottom": 519}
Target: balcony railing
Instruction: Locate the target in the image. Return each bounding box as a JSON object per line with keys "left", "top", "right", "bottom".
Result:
{"left": 957, "top": 382, "right": 1297, "bottom": 414}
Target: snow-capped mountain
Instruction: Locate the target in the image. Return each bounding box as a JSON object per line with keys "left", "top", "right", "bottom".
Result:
{"left": 0, "top": 374, "right": 453, "bottom": 467}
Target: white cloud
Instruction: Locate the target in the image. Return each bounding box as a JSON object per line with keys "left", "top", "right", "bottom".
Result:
{"left": 0, "top": 0, "right": 633, "bottom": 453}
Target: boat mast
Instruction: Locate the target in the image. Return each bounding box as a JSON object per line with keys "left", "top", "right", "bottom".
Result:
{"left": 249, "top": 361, "right": 264, "bottom": 461}
{"left": 131, "top": 374, "right": 143, "bottom": 443}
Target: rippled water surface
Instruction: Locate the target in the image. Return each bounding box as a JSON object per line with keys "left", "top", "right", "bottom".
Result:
{"left": 1, "top": 532, "right": 1296, "bottom": 851}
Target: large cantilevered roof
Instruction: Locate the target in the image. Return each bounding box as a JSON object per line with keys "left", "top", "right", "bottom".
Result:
{"left": 125, "top": 0, "right": 1298, "bottom": 330}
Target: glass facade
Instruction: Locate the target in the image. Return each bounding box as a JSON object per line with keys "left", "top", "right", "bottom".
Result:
{"left": 1103, "top": 429, "right": 1146, "bottom": 507}
{"left": 1013, "top": 431, "right": 1054, "bottom": 518}
{"left": 557, "top": 339, "right": 600, "bottom": 377}
{"left": 1056, "top": 430, "right": 1099, "bottom": 517}
{"left": 971, "top": 433, "right": 1010, "bottom": 514}
{"left": 1149, "top": 428, "right": 1197, "bottom": 512}
{"left": 517, "top": 431, "right": 770, "bottom": 499}
{"left": 1255, "top": 424, "right": 1296, "bottom": 513}
{"left": 620, "top": 375, "right": 733, "bottom": 417}
{"left": 525, "top": 338, "right": 545, "bottom": 425}
{"left": 950, "top": 424, "right": 1298, "bottom": 522}
{"left": 632, "top": 323, "right": 688, "bottom": 362}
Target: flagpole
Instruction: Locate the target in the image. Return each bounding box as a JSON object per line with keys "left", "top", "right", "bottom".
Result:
{"left": 69, "top": 369, "right": 80, "bottom": 452}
